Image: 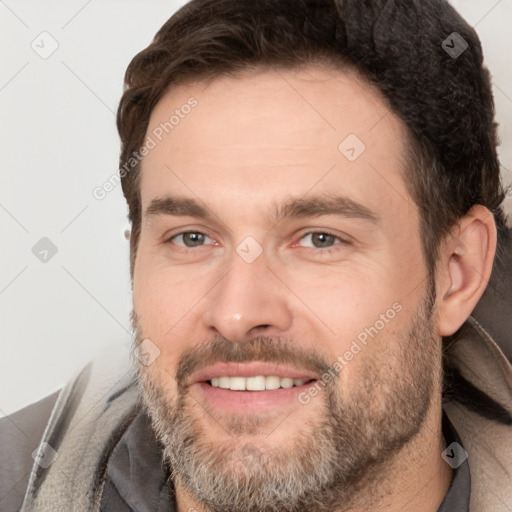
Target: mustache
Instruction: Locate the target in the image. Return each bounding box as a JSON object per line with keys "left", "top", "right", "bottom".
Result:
{"left": 174, "top": 335, "right": 332, "bottom": 390}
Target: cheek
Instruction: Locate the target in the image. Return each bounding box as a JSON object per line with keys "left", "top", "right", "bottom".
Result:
{"left": 281, "top": 264, "right": 414, "bottom": 381}
{"left": 281, "top": 263, "right": 400, "bottom": 334}
{"left": 133, "top": 263, "right": 200, "bottom": 366}
{"left": 134, "top": 251, "right": 206, "bottom": 324}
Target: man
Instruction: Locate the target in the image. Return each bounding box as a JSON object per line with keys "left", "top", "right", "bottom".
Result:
{"left": 1, "top": 0, "right": 511, "bottom": 511}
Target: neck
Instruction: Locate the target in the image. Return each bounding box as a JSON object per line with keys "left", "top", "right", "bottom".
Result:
{"left": 175, "top": 400, "right": 452, "bottom": 512}
{"left": 349, "top": 400, "right": 452, "bottom": 512}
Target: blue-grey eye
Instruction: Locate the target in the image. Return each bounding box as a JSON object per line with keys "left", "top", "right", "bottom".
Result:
{"left": 300, "top": 233, "right": 340, "bottom": 248}
{"left": 173, "top": 232, "right": 211, "bottom": 247}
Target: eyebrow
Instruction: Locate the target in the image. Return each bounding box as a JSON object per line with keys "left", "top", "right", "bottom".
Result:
{"left": 144, "top": 194, "right": 379, "bottom": 225}
{"left": 270, "top": 195, "right": 379, "bottom": 225}
{"left": 146, "top": 196, "right": 211, "bottom": 219}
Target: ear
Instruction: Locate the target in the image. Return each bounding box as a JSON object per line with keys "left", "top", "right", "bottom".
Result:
{"left": 436, "top": 205, "right": 497, "bottom": 336}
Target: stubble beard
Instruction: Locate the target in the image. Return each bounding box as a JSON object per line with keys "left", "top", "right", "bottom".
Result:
{"left": 135, "top": 295, "right": 439, "bottom": 512}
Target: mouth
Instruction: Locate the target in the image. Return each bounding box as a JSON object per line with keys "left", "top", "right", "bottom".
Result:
{"left": 189, "top": 362, "right": 318, "bottom": 413}
{"left": 206, "top": 375, "right": 314, "bottom": 390}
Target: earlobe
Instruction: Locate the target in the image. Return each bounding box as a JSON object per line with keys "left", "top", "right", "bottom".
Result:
{"left": 436, "top": 206, "right": 496, "bottom": 336}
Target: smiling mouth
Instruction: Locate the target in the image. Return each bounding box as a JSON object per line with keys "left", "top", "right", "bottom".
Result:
{"left": 205, "top": 376, "right": 316, "bottom": 391}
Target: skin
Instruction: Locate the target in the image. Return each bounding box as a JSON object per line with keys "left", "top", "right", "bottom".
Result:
{"left": 132, "top": 64, "right": 496, "bottom": 511}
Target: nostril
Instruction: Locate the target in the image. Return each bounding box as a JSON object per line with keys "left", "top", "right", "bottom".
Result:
{"left": 251, "top": 324, "right": 272, "bottom": 331}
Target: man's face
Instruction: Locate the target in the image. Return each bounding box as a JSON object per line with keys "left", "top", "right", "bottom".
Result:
{"left": 132, "top": 65, "right": 442, "bottom": 511}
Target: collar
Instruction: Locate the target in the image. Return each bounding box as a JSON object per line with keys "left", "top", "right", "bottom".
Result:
{"left": 437, "top": 408, "right": 471, "bottom": 511}
{"left": 99, "top": 410, "right": 175, "bottom": 512}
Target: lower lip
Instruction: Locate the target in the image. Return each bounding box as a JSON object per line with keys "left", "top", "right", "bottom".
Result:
{"left": 192, "top": 381, "right": 316, "bottom": 413}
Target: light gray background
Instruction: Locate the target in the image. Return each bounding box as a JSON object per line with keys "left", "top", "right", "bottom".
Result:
{"left": 1, "top": 0, "right": 511, "bottom": 415}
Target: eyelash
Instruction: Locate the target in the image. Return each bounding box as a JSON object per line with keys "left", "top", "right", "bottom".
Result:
{"left": 165, "top": 230, "right": 349, "bottom": 255}
{"left": 165, "top": 231, "right": 216, "bottom": 251}
{"left": 296, "top": 231, "right": 348, "bottom": 255}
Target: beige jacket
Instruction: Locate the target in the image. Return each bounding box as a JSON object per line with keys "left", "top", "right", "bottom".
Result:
{"left": 444, "top": 316, "right": 512, "bottom": 511}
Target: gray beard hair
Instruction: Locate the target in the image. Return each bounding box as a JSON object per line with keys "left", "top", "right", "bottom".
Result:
{"left": 135, "top": 297, "right": 439, "bottom": 512}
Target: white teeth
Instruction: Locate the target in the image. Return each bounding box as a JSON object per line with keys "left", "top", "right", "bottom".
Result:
{"left": 218, "top": 377, "right": 230, "bottom": 389}
{"left": 246, "top": 376, "right": 266, "bottom": 391}
{"left": 229, "top": 377, "right": 246, "bottom": 390}
{"left": 280, "top": 377, "right": 294, "bottom": 389}
{"left": 265, "top": 375, "right": 281, "bottom": 390}
{"left": 209, "top": 376, "right": 307, "bottom": 390}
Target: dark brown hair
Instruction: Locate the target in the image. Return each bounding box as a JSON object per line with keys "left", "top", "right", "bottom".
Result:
{"left": 117, "top": 0, "right": 507, "bottom": 279}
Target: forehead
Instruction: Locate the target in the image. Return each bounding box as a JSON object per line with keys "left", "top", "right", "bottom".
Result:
{"left": 140, "top": 64, "right": 414, "bottom": 225}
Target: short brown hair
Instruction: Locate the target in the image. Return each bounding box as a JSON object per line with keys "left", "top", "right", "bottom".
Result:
{"left": 117, "top": 0, "right": 507, "bottom": 280}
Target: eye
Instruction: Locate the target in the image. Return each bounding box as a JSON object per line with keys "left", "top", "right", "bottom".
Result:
{"left": 298, "top": 232, "right": 343, "bottom": 249}
{"left": 170, "top": 231, "right": 215, "bottom": 248}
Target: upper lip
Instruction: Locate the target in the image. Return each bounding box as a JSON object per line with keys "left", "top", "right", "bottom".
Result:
{"left": 190, "top": 362, "right": 318, "bottom": 384}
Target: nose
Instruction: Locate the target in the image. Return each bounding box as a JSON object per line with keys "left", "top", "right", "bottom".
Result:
{"left": 202, "top": 251, "right": 293, "bottom": 341}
